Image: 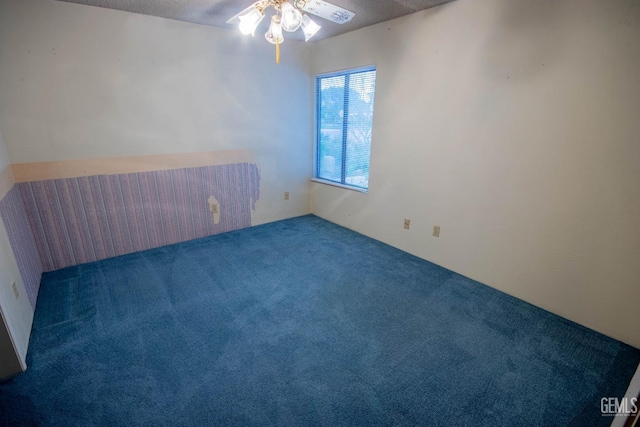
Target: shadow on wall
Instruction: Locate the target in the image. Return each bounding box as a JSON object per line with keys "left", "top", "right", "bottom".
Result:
{"left": 19, "top": 163, "right": 260, "bottom": 272}
{"left": 0, "top": 186, "right": 43, "bottom": 309}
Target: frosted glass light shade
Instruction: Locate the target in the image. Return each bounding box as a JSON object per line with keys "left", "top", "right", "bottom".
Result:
{"left": 265, "top": 15, "right": 284, "bottom": 44}
{"left": 238, "top": 7, "right": 264, "bottom": 36}
{"left": 301, "top": 14, "right": 321, "bottom": 41}
{"left": 281, "top": 2, "right": 302, "bottom": 32}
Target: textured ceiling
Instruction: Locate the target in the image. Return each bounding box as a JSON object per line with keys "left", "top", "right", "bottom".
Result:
{"left": 55, "top": 0, "right": 456, "bottom": 41}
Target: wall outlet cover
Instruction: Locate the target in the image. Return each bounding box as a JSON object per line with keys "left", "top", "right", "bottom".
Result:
{"left": 433, "top": 226, "right": 441, "bottom": 237}
{"left": 404, "top": 219, "right": 410, "bottom": 230}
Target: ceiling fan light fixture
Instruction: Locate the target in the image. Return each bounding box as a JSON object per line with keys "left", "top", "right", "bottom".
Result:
{"left": 238, "top": 6, "right": 265, "bottom": 36}
{"left": 301, "top": 14, "right": 321, "bottom": 41}
{"left": 293, "top": 0, "right": 308, "bottom": 9}
{"left": 281, "top": 2, "right": 302, "bottom": 32}
{"left": 265, "top": 15, "right": 284, "bottom": 45}
{"left": 230, "top": 0, "right": 341, "bottom": 62}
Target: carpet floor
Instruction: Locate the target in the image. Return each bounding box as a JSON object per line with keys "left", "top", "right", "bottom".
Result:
{"left": 0, "top": 215, "right": 638, "bottom": 426}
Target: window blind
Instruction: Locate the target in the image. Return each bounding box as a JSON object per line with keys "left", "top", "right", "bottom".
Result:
{"left": 315, "top": 67, "right": 376, "bottom": 190}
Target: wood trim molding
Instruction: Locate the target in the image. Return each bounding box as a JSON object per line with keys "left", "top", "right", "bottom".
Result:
{"left": 11, "top": 150, "right": 255, "bottom": 183}
{"left": 0, "top": 165, "right": 15, "bottom": 200}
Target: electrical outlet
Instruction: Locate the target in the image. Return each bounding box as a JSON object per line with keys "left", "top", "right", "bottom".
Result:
{"left": 433, "top": 226, "right": 440, "bottom": 237}
{"left": 210, "top": 203, "right": 219, "bottom": 214}
{"left": 404, "top": 219, "right": 410, "bottom": 230}
{"left": 284, "top": 192, "right": 290, "bottom": 200}
{"left": 11, "top": 282, "right": 18, "bottom": 299}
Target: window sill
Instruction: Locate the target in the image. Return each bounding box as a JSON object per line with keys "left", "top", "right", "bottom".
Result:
{"left": 310, "top": 178, "right": 368, "bottom": 193}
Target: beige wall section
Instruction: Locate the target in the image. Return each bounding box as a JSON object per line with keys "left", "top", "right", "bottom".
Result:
{"left": 0, "top": 0, "right": 312, "bottom": 225}
{"left": 311, "top": 0, "right": 640, "bottom": 348}
{"left": 12, "top": 149, "right": 255, "bottom": 182}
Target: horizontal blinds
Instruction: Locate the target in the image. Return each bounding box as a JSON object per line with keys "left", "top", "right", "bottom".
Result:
{"left": 316, "top": 67, "right": 376, "bottom": 190}
{"left": 345, "top": 70, "right": 376, "bottom": 189}
{"left": 316, "top": 75, "right": 345, "bottom": 183}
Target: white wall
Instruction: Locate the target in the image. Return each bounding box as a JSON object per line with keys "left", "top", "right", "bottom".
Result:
{"left": 0, "top": 132, "right": 9, "bottom": 172}
{"left": 0, "top": 131, "right": 32, "bottom": 371}
{"left": 0, "top": 0, "right": 313, "bottom": 224}
{"left": 311, "top": 0, "right": 640, "bottom": 348}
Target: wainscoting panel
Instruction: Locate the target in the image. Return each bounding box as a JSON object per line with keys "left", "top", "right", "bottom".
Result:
{"left": 19, "top": 163, "right": 260, "bottom": 272}
{"left": 0, "top": 185, "right": 43, "bottom": 308}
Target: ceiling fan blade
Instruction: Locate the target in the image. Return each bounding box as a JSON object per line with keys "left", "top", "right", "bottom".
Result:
{"left": 226, "top": 2, "right": 259, "bottom": 25}
{"left": 299, "top": 1, "right": 355, "bottom": 25}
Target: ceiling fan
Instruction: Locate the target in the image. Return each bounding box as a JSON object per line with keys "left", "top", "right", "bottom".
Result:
{"left": 227, "top": 0, "right": 355, "bottom": 63}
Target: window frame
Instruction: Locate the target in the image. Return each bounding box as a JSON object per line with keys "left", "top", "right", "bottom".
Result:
{"left": 313, "top": 65, "right": 377, "bottom": 193}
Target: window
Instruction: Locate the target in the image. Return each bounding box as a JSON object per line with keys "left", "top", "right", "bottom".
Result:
{"left": 315, "top": 67, "right": 376, "bottom": 191}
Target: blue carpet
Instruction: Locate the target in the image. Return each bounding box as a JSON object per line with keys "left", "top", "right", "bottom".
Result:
{"left": 0, "top": 215, "right": 638, "bottom": 426}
